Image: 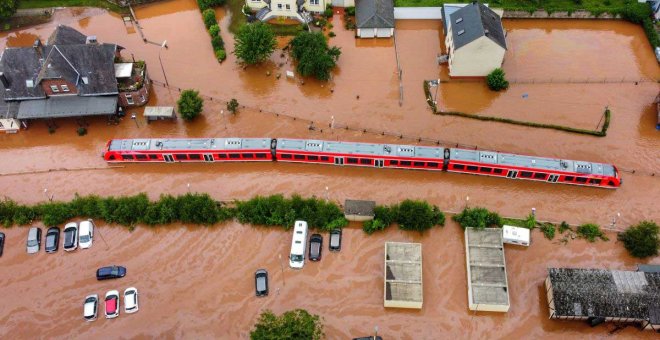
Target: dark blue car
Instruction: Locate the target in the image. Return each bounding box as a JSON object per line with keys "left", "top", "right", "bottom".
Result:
{"left": 96, "top": 266, "right": 127, "bottom": 280}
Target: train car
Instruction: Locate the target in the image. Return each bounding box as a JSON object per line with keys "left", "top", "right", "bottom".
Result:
{"left": 102, "top": 138, "right": 275, "bottom": 163}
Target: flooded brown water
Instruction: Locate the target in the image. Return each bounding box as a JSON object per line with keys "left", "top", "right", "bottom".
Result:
{"left": 0, "top": 2, "right": 659, "bottom": 338}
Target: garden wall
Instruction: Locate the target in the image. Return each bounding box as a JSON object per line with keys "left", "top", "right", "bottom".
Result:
{"left": 502, "top": 10, "right": 620, "bottom": 19}
{"left": 393, "top": 7, "right": 443, "bottom": 20}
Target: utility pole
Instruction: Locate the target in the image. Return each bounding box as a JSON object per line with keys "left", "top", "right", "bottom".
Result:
{"left": 158, "top": 40, "right": 169, "bottom": 87}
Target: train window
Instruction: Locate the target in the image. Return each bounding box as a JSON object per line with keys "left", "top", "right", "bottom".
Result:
{"left": 589, "top": 179, "right": 601, "bottom": 185}
{"left": 428, "top": 162, "right": 439, "bottom": 167}
{"left": 108, "top": 155, "right": 115, "bottom": 160}
{"left": 480, "top": 167, "right": 492, "bottom": 173}
{"left": 256, "top": 153, "right": 267, "bottom": 159}
{"left": 360, "top": 159, "right": 372, "bottom": 165}
{"left": 576, "top": 177, "right": 587, "bottom": 183}
{"left": 294, "top": 154, "right": 305, "bottom": 160}
{"left": 534, "top": 173, "right": 547, "bottom": 179}
{"left": 188, "top": 154, "right": 201, "bottom": 160}
{"left": 520, "top": 171, "right": 533, "bottom": 178}
{"left": 281, "top": 154, "right": 292, "bottom": 159}
{"left": 453, "top": 164, "right": 465, "bottom": 170}
{"left": 321, "top": 156, "right": 329, "bottom": 161}
{"left": 347, "top": 158, "right": 358, "bottom": 164}
{"left": 175, "top": 154, "right": 187, "bottom": 160}
{"left": 217, "top": 154, "right": 227, "bottom": 159}
{"left": 243, "top": 153, "right": 254, "bottom": 159}
{"left": 121, "top": 154, "right": 134, "bottom": 160}
{"left": 413, "top": 161, "right": 425, "bottom": 167}
{"left": 467, "top": 165, "right": 478, "bottom": 171}
{"left": 400, "top": 161, "right": 411, "bottom": 166}
{"left": 493, "top": 168, "right": 503, "bottom": 174}
{"left": 135, "top": 154, "right": 147, "bottom": 160}
{"left": 308, "top": 155, "right": 319, "bottom": 161}
{"left": 149, "top": 154, "right": 158, "bottom": 160}
{"left": 229, "top": 154, "right": 240, "bottom": 159}
{"left": 389, "top": 160, "right": 399, "bottom": 166}
{"left": 564, "top": 176, "right": 574, "bottom": 181}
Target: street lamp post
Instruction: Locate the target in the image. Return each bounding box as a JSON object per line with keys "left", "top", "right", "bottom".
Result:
{"left": 158, "top": 40, "right": 169, "bottom": 87}
{"left": 43, "top": 188, "right": 53, "bottom": 202}
{"left": 611, "top": 212, "right": 621, "bottom": 229}
{"left": 131, "top": 113, "right": 139, "bottom": 128}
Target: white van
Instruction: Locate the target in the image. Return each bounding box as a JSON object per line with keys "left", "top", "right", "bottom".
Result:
{"left": 289, "top": 220, "right": 308, "bottom": 269}
{"left": 79, "top": 219, "right": 95, "bottom": 249}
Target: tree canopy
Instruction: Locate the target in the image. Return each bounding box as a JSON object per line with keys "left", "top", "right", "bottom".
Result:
{"left": 486, "top": 68, "right": 509, "bottom": 91}
{"left": 290, "top": 31, "right": 341, "bottom": 81}
{"left": 177, "top": 89, "right": 204, "bottom": 121}
{"left": 234, "top": 22, "right": 276, "bottom": 65}
{"left": 0, "top": 0, "right": 19, "bottom": 20}
{"left": 618, "top": 221, "right": 659, "bottom": 258}
{"left": 250, "top": 309, "right": 324, "bottom": 340}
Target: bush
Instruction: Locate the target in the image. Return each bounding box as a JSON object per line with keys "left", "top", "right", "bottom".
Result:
{"left": 236, "top": 194, "right": 343, "bottom": 231}
{"left": 453, "top": 207, "right": 502, "bottom": 230}
{"left": 202, "top": 8, "right": 217, "bottom": 29}
{"left": 177, "top": 89, "right": 204, "bottom": 121}
{"left": 323, "top": 8, "right": 333, "bottom": 18}
{"left": 227, "top": 98, "right": 239, "bottom": 114}
{"left": 618, "top": 221, "right": 659, "bottom": 258}
{"left": 345, "top": 6, "right": 355, "bottom": 16}
{"left": 362, "top": 219, "right": 387, "bottom": 234}
{"left": 620, "top": 2, "right": 651, "bottom": 24}
{"left": 175, "top": 193, "right": 223, "bottom": 225}
{"left": 77, "top": 127, "right": 87, "bottom": 136}
{"left": 37, "top": 202, "right": 74, "bottom": 226}
{"left": 211, "top": 35, "right": 224, "bottom": 50}
{"left": 197, "top": 0, "right": 226, "bottom": 11}
{"left": 559, "top": 221, "right": 571, "bottom": 233}
{"left": 642, "top": 19, "right": 660, "bottom": 48}
{"left": 576, "top": 223, "right": 608, "bottom": 242}
{"left": 486, "top": 68, "right": 509, "bottom": 91}
{"left": 250, "top": 309, "right": 323, "bottom": 340}
{"left": 0, "top": 0, "right": 18, "bottom": 21}
{"left": 215, "top": 49, "right": 227, "bottom": 62}
{"left": 396, "top": 199, "right": 444, "bottom": 232}
{"left": 290, "top": 31, "right": 341, "bottom": 81}
{"left": 326, "top": 217, "right": 348, "bottom": 230}
{"left": 209, "top": 24, "right": 220, "bottom": 37}
{"left": 328, "top": 31, "right": 336, "bottom": 38}
{"left": 540, "top": 223, "right": 556, "bottom": 240}
{"left": 234, "top": 22, "right": 277, "bottom": 65}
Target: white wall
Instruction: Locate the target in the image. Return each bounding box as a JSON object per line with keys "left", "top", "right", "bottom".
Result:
{"left": 393, "top": 7, "right": 443, "bottom": 19}
{"left": 449, "top": 36, "right": 505, "bottom": 77}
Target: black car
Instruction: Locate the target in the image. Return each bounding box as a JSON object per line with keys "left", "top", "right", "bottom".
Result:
{"left": 255, "top": 269, "right": 268, "bottom": 297}
{"left": 329, "top": 229, "right": 342, "bottom": 252}
{"left": 45, "top": 227, "right": 60, "bottom": 253}
{"left": 309, "top": 234, "right": 323, "bottom": 261}
{"left": 96, "top": 266, "right": 127, "bottom": 280}
{"left": 0, "top": 232, "right": 5, "bottom": 257}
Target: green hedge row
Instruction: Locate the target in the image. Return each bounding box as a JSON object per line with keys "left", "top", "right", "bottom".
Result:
{"left": 362, "top": 200, "right": 445, "bottom": 234}
{"left": 201, "top": 8, "right": 226, "bottom": 62}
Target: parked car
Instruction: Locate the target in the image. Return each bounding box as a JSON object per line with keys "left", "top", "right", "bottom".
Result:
{"left": 353, "top": 337, "right": 383, "bottom": 340}
{"left": 255, "top": 269, "right": 268, "bottom": 297}
{"left": 329, "top": 228, "right": 342, "bottom": 252}
{"left": 63, "top": 222, "right": 78, "bottom": 251}
{"left": 96, "top": 266, "right": 127, "bottom": 280}
{"left": 309, "top": 234, "right": 323, "bottom": 261}
{"left": 79, "top": 220, "right": 95, "bottom": 249}
{"left": 0, "top": 232, "right": 4, "bottom": 257}
{"left": 45, "top": 227, "right": 60, "bottom": 253}
{"left": 124, "top": 287, "right": 139, "bottom": 314}
{"left": 104, "top": 290, "right": 120, "bottom": 319}
{"left": 83, "top": 294, "right": 98, "bottom": 322}
{"left": 26, "top": 227, "right": 41, "bottom": 254}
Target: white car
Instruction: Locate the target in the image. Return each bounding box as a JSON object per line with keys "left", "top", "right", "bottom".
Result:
{"left": 83, "top": 294, "right": 98, "bottom": 322}
{"left": 124, "top": 287, "right": 139, "bottom": 314}
{"left": 105, "top": 290, "right": 120, "bottom": 319}
{"left": 79, "top": 220, "right": 95, "bottom": 249}
{"left": 63, "top": 222, "right": 78, "bottom": 251}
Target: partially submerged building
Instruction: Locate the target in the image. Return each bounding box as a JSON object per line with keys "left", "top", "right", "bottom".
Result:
{"left": 355, "top": 0, "right": 395, "bottom": 38}
{"left": 545, "top": 267, "right": 660, "bottom": 332}
{"left": 464, "top": 227, "right": 510, "bottom": 312}
{"left": 384, "top": 242, "right": 423, "bottom": 309}
{"left": 248, "top": 0, "right": 324, "bottom": 23}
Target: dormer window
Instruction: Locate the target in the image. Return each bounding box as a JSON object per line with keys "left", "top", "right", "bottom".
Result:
{"left": 50, "top": 85, "right": 59, "bottom": 93}
{"left": 26, "top": 80, "right": 34, "bottom": 88}
{"left": 81, "top": 76, "right": 89, "bottom": 84}
{"left": 61, "top": 85, "right": 70, "bottom": 92}
{"left": 455, "top": 18, "right": 463, "bottom": 24}
{"left": 458, "top": 30, "right": 465, "bottom": 36}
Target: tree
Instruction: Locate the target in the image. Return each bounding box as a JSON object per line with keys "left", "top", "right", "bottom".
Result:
{"left": 396, "top": 199, "right": 444, "bottom": 232}
{"left": 202, "top": 8, "right": 217, "bottom": 29}
{"left": 234, "top": 22, "right": 276, "bottom": 65}
{"left": 452, "top": 207, "right": 502, "bottom": 230}
{"left": 0, "top": 0, "right": 19, "bottom": 21}
{"left": 177, "top": 89, "right": 204, "bottom": 121}
{"left": 290, "top": 31, "right": 341, "bottom": 81}
{"left": 197, "top": 0, "right": 226, "bottom": 11}
{"left": 250, "top": 309, "right": 323, "bottom": 340}
{"left": 486, "top": 68, "right": 509, "bottom": 91}
{"left": 618, "top": 221, "right": 659, "bottom": 258}
{"left": 227, "top": 98, "right": 239, "bottom": 114}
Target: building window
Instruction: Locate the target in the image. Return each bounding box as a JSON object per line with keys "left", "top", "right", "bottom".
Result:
{"left": 50, "top": 85, "right": 59, "bottom": 93}
{"left": 310, "top": 0, "right": 319, "bottom": 4}
{"left": 285, "top": 4, "right": 290, "bottom": 9}
{"left": 277, "top": 3, "right": 282, "bottom": 9}
{"left": 61, "top": 85, "right": 70, "bottom": 92}
{"left": 126, "top": 94, "right": 134, "bottom": 105}
{"left": 457, "top": 29, "right": 465, "bottom": 36}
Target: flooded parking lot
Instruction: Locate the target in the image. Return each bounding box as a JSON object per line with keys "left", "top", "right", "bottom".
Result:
{"left": 0, "top": 1, "right": 659, "bottom": 338}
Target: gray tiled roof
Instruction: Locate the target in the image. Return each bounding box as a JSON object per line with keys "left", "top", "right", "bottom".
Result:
{"left": 47, "top": 25, "right": 87, "bottom": 45}
{"left": 17, "top": 96, "right": 117, "bottom": 119}
{"left": 356, "top": 0, "right": 394, "bottom": 29}
{"left": 450, "top": 2, "right": 506, "bottom": 50}
{"left": 0, "top": 48, "right": 47, "bottom": 100}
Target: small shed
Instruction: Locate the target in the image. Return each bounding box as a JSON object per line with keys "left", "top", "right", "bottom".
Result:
{"left": 502, "top": 225, "right": 530, "bottom": 247}
{"left": 143, "top": 106, "right": 176, "bottom": 122}
{"left": 0, "top": 118, "right": 20, "bottom": 133}
{"left": 355, "top": 0, "right": 395, "bottom": 38}
{"left": 344, "top": 199, "right": 375, "bottom": 222}
{"left": 384, "top": 242, "right": 423, "bottom": 309}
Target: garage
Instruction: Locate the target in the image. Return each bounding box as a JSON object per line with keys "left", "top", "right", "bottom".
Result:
{"left": 355, "top": 0, "right": 394, "bottom": 39}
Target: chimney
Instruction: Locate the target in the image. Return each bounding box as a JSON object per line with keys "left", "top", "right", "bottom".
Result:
{"left": 33, "top": 38, "right": 43, "bottom": 59}
{"left": 0, "top": 72, "right": 9, "bottom": 88}
{"left": 86, "top": 36, "right": 98, "bottom": 45}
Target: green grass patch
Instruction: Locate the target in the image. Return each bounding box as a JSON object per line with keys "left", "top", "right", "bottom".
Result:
{"left": 271, "top": 23, "right": 306, "bottom": 36}
{"left": 227, "top": 0, "right": 247, "bottom": 34}
{"left": 19, "top": 0, "right": 123, "bottom": 13}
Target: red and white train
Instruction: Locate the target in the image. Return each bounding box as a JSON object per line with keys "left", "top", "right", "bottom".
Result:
{"left": 102, "top": 137, "right": 621, "bottom": 189}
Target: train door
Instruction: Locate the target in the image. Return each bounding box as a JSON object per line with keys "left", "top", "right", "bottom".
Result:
{"left": 164, "top": 154, "right": 174, "bottom": 163}
{"left": 547, "top": 174, "right": 559, "bottom": 183}
{"left": 375, "top": 159, "right": 384, "bottom": 168}
{"left": 506, "top": 170, "right": 518, "bottom": 179}
{"left": 334, "top": 157, "right": 344, "bottom": 166}
{"left": 203, "top": 154, "right": 213, "bottom": 162}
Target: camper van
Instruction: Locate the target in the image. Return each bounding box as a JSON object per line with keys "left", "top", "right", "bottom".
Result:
{"left": 289, "top": 220, "right": 308, "bottom": 269}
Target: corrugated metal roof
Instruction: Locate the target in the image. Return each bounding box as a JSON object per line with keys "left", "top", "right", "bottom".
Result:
{"left": 17, "top": 96, "right": 117, "bottom": 119}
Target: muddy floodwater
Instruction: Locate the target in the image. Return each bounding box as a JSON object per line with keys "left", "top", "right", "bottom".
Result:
{"left": 0, "top": 1, "right": 659, "bottom": 338}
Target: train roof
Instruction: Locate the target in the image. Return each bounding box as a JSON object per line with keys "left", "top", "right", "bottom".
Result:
{"left": 107, "top": 138, "right": 272, "bottom": 152}
{"left": 276, "top": 138, "right": 444, "bottom": 159}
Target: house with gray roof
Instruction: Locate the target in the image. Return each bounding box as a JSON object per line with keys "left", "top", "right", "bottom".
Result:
{"left": 444, "top": 1, "right": 506, "bottom": 77}
{"left": 0, "top": 25, "right": 150, "bottom": 124}
{"left": 355, "top": 0, "right": 394, "bottom": 38}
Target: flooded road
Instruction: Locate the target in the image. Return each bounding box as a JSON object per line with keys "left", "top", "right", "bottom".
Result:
{"left": 0, "top": 2, "right": 658, "bottom": 338}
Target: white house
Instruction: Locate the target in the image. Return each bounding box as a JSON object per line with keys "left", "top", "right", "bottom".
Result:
{"left": 445, "top": 2, "right": 507, "bottom": 77}
{"left": 355, "top": 0, "right": 395, "bottom": 38}
{"left": 246, "top": 0, "right": 326, "bottom": 23}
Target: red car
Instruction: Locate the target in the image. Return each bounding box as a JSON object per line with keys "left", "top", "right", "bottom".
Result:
{"left": 105, "top": 290, "right": 120, "bottom": 319}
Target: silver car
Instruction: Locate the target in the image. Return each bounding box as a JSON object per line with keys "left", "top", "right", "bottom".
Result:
{"left": 26, "top": 227, "right": 41, "bottom": 254}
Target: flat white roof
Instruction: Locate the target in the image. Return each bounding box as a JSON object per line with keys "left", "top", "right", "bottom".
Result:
{"left": 384, "top": 242, "right": 423, "bottom": 309}
{"left": 502, "top": 225, "right": 530, "bottom": 243}
{"left": 144, "top": 106, "right": 175, "bottom": 118}
{"left": 114, "top": 63, "right": 133, "bottom": 78}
